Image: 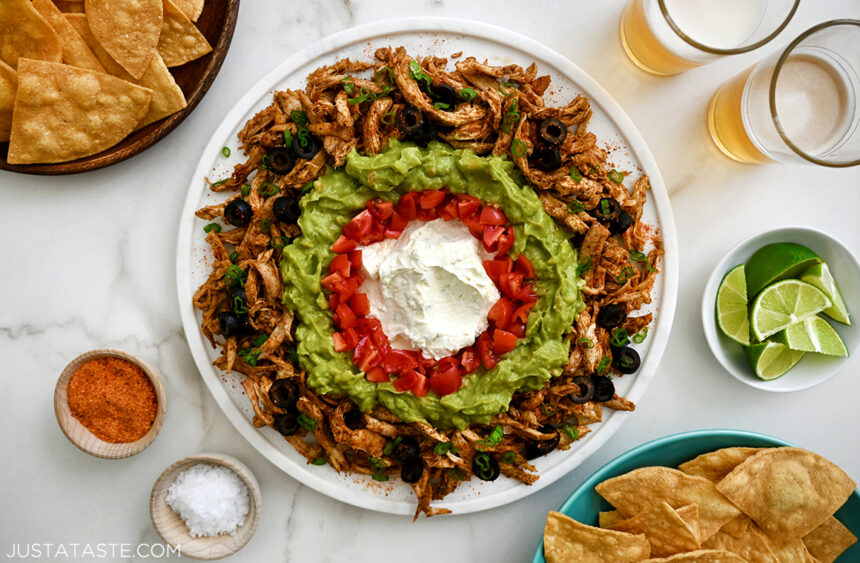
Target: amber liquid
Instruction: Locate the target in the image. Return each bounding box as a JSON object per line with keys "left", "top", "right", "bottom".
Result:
{"left": 620, "top": 0, "right": 703, "bottom": 76}
{"left": 707, "top": 69, "right": 773, "bottom": 164}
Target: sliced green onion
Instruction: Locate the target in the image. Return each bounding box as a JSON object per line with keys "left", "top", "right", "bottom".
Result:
{"left": 374, "top": 66, "right": 394, "bottom": 86}
{"left": 260, "top": 153, "right": 269, "bottom": 171}
{"left": 287, "top": 345, "right": 299, "bottom": 363}
{"left": 600, "top": 199, "right": 610, "bottom": 215}
{"left": 408, "top": 60, "right": 431, "bottom": 86}
{"left": 261, "top": 182, "right": 279, "bottom": 197}
{"left": 433, "top": 101, "right": 450, "bottom": 110}
{"left": 568, "top": 200, "right": 586, "bottom": 213}
{"left": 502, "top": 98, "right": 520, "bottom": 133}
{"left": 252, "top": 333, "right": 268, "bottom": 347}
{"left": 229, "top": 251, "right": 239, "bottom": 263}
{"left": 446, "top": 468, "right": 465, "bottom": 480}
{"left": 500, "top": 451, "right": 517, "bottom": 464}
{"left": 610, "top": 328, "right": 629, "bottom": 348}
{"left": 596, "top": 356, "right": 611, "bottom": 375}
{"left": 259, "top": 218, "right": 271, "bottom": 234}
{"left": 211, "top": 178, "right": 229, "bottom": 187}
{"left": 301, "top": 181, "right": 314, "bottom": 194}
{"left": 632, "top": 329, "right": 648, "bottom": 344}
{"left": 561, "top": 424, "right": 579, "bottom": 440}
{"left": 297, "top": 414, "right": 317, "bottom": 432}
{"left": 223, "top": 265, "right": 246, "bottom": 287}
{"left": 578, "top": 337, "right": 595, "bottom": 349}
{"left": 485, "top": 425, "right": 504, "bottom": 446}
{"left": 615, "top": 266, "right": 635, "bottom": 284}
{"left": 232, "top": 295, "right": 247, "bottom": 315}
{"left": 241, "top": 184, "right": 251, "bottom": 197}
{"left": 311, "top": 457, "right": 326, "bottom": 466}
{"left": 608, "top": 169, "right": 624, "bottom": 184}
{"left": 296, "top": 127, "right": 310, "bottom": 147}
{"left": 589, "top": 164, "right": 601, "bottom": 176}
{"left": 541, "top": 404, "right": 557, "bottom": 416}
{"left": 570, "top": 168, "right": 583, "bottom": 183}
{"left": 630, "top": 250, "right": 648, "bottom": 262}
{"left": 647, "top": 263, "right": 657, "bottom": 273}
{"left": 372, "top": 473, "right": 389, "bottom": 481}
{"left": 577, "top": 257, "right": 592, "bottom": 276}
{"left": 498, "top": 80, "right": 517, "bottom": 96}
{"left": 237, "top": 347, "right": 260, "bottom": 366}
{"left": 458, "top": 88, "right": 477, "bottom": 101}
{"left": 473, "top": 453, "right": 495, "bottom": 480}
{"left": 383, "top": 436, "right": 403, "bottom": 456}
{"left": 283, "top": 129, "right": 292, "bottom": 146}
{"left": 368, "top": 456, "right": 387, "bottom": 473}
{"left": 380, "top": 110, "right": 396, "bottom": 126}
{"left": 434, "top": 442, "right": 451, "bottom": 456}
{"left": 203, "top": 223, "right": 221, "bottom": 234}
{"left": 290, "top": 110, "right": 308, "bottom": 125}
{"left": 340, "top": 77, "right": 355, "bottom": 94}
{"left": 511, "top": 138, "right": 527, "bottom": 158}
{"left": 269, "top": 236, "right": 289, "bottom": 250}
{"left": 221, "top": 146, "right": 231, "bottom": 157}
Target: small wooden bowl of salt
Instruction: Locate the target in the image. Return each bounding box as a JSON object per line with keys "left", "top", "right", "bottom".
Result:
{"left": 150, "top": 453, "right": 262, "bottom": 560}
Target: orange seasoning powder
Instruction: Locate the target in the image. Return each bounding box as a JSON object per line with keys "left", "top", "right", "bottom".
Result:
{"left": 67, "top": 357, "right": 158, "bottom": 443}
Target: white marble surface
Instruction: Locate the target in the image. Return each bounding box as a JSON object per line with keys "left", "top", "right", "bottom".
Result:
{"left": 2, "top": 1, "right": 859, "bottom": 561}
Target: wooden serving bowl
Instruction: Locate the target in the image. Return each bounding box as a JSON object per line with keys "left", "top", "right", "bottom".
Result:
{"left": 0, "top": 0, "right": 240, "bottom": 175}
{"left": 54, "top": 348, "right": 168, "bottom": 459}
{"left": 150, "top": 453, "right": 262, "bottom": 560}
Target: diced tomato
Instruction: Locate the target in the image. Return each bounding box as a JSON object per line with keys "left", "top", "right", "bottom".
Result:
{"left": 487, "top": 297, "right": 514, "bottom": 329}
{"left": 329, "top": 293, "right": 339, "bottom": 310}
{"left": 392, "top": 369, "right": 421, "bottom": 392}
{"left": 459, "top": 346, "right": 481, "bottom": 374}
{"left": 371, "top": 328, "right": 390, "bottom": 356}
{"left": 335, "top": 303, "right": 357, "bottom": 329}
{"left": 383, "top": 349, "right": 419, "bottom": 373}
{"left": 328, "top": 254, "right": 351, "bottom": 277}
{"left": 476, "top": 330, "right": 499, "bottom": 370}
{"left": 437, "top": 356, "right": 460, "bottom": 372}
{"left": 439, "top": 199, "right": 459, "bottom": 221}
{"left": 331, "top": 235, "right": 358, "bottom": 254}
{"left": 417, "top": 205, "right": 438, "bottom": 221}
{"left": 363, "top": 220, "right": 385, "bottom": 244}
{"left": 356, "top": 316, "right": 382, "bottom": 333}
{"left": 418, "top": 354, "right": 437, "bottom": 372}
{"left": 395, "top": 192, "right": 419, "bottom": 221}
{"left": 462, "top": 213, "right": 484, "bottom": 238}
{"left": 385, "top": 211, "right": 408, "bottom": 238}
{"left": 508, "top": 321, "right": 526, "bottom": 338}
{"left": 354, "top": 337, "right": 381, "bottom": 372}
{"left": 493, "top": 329, "right": 518, "bottom": 355}
{"left": 515, "top": 254, "right": 536, "bottom": 278}
{"left": 367, "top": 199, "right": 394, "bottom": 221}
{"left": 321, "top": 271, "right": 347, "bottom": 293}
{"left": 412, "top": 375, "right": 431, "bottom": 397}
{"left": 515, "top": 283, "right": 538, "bottom": 302}
{"left": 496, "top": 229, "right": 515, "bottom": 255}
{"left": 499, "top": 272, "right": 524, "bottom": 299}
{"left": 343, "top": 328, "right": 360, "bottom": 349}
{"left": 348, "top": 250, "right": 363, "bottom": 270}
{"left": 430, "top": 365, "right": 462, "bottom": 396}
{"left": 456, "top": 194, "right": 481, "bottom": 219}
{"left": 338, "top": 276, "right": 361, "bottom": 301}
{"left": 365, "top": 366, "right": 390, "bottom": 383}
{"left": 348, "top": 293, "right": 371, "bottom": 316}
{"left": 480, "top": 206, "right": 507, "bottom": 226}
{"left": 512, "top": 300, "right": 536, "bottom": 324}
{"left": 482, "top": 225, "right": 505, "bottom": 252}
{"left": 331, "top": 332, "right": 349, "bottom": 352}
{"left": 419, "top": 189, "right": 446, "bottom": 209}
{"left": 342, "top": 210, "right": 374, "bottom": 241}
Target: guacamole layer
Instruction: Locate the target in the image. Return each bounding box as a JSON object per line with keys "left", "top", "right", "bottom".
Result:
{"left": 280, "top": 140, "right": 583, "bottom": 429}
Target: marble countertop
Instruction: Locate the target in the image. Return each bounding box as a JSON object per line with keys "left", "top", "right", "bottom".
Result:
{"left": 2, "top": 1, "right": 859, "bottom": 561}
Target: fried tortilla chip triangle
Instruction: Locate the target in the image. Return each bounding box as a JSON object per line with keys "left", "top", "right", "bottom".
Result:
{"left": 84, "top": 0, "right": 163, "bottom": 79}
{"left": 0, "top": 0, "right": 62, "bottom": 69}
{"left": 0, "top": 60, "right": 17, "bottom": 142}
{"left": 158, "top": 0, "right": 212, "bottom": 67}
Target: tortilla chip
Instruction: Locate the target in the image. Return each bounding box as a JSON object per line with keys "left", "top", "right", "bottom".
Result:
{"left": 609, "top": 502, "right": 700, "bottom": 556}
{"left": 719, "top": 514, "right": 752, "bottom": 539}
{"left": 84, "top": 0, "right": 163, "bottom": 79}
{"left": 157, "top": 0, "right": 212, "bottom": 67}
{"left": 135, "top": 52, "right": 186, "bottom": 127}
{"left": 0, "top": 0, "right": 63, "bottom": 69}
{"left": 31, "top": 0, "right": 105, "bottom": 73}
{"left": 802, "top": 515, "right": 858, "bottom": 563}
{"left": 702, "top": 526, "right": 778, "bottom": 563}
{"left": 642, "top": 550, "right": 746, "bottom": 562}
{"left": 544, "top": 511, "right": 651, "bottom": 563}
{"left": 679, "top": 447, "right": 762, "bottom": 483}
{"left": 715, "top": 447, "right": 855, "bottom": 541}
{"left": 596, "top": 467, "right": 741, "bottom": 542}
{"left": 7, "top": 59, "right": 152, "bottom": 164}
{"left": 171, "top": 0, "right": 203, "bottom": 22}
{"left": 765, "top": 536, "right": 811, "bottom": 563}
{"left": 64, "top": 13, "right": 135, "bottom": 81}
{"left": 674, "top": 505, "right": 700, "bottom": 543}
{"left": 52, "top": 0, "right": 84, "bottom": 12}
{"left": 599, "top": 510, "right": 626, "bottom": 528}
{"left": 0, "top": 60, "right": 16, "bottom": 142}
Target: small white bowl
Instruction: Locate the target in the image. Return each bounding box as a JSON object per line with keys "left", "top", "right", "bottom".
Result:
{"left": 702, "top": 226, "right": 860, "bottom": 392}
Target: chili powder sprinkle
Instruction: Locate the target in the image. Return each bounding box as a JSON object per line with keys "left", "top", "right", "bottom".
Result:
{"left": 67, "top": 357, "right": 158, "bottom": 443}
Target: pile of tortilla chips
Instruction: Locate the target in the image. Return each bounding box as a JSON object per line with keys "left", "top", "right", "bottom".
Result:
{"left": 0, "top": 0, "right": 211, "bottom": 164}
{"left": 544, "top": 447, "right": 857, "bottom": 562}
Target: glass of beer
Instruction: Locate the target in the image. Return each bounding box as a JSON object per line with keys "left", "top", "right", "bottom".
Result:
{"left": 708, "top": 20, "right": 860, "bottom": 167}
{"left": 620, "top": 0, "right": 800, "bottom": 76}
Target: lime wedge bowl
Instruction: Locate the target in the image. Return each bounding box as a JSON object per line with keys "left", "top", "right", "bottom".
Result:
{"left": 702, "top": 226, "right": 860, "bottom": 392}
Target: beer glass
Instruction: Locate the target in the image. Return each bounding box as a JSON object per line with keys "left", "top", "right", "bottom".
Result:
{"left": 708, "top": 20, "right": 860, "bottom": 166}
{"left": 621, "top": 0, "right": 800, "bottom": 76}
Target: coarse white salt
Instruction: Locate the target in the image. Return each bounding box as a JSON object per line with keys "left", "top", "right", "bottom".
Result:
{"left": 165, "top": 463, "right": 250, "bottom": 538}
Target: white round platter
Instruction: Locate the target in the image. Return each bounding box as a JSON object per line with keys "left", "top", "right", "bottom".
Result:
{"left": 176, "top": 17, "right": 679, "bottom": 516}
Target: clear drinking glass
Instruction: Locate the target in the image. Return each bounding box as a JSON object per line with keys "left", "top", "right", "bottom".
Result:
{"left": 620, "top": 0, "right": 800, "bottom": 76}
{"left": 708, "top": 20, "right": 860, "bottom": 166}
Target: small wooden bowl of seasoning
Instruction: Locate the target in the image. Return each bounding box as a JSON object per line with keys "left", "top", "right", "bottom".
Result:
{"left": 54, "top": 349, "right": 167, "bottom": 459}
{"left": 150, "top": 453, "right": 261, "bottom": 560}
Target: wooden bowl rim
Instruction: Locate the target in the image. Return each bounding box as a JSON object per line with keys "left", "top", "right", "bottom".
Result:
{"left": 54, "top": 348, "right": 168, "bottom": 459}
{"left": 0, "top": 0, "right": 240, "bottom": 175}
{"left": 149, "top": 453, "right": 262, "bottom": 560}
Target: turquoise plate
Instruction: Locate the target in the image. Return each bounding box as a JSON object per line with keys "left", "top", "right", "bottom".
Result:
{"left": 531, "top": 429, "right": 859, "bottom": 562}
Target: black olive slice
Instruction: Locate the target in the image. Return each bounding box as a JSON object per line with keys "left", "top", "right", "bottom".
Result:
{"left": 592, "top": 198, "right": 620, "bottom": 222}
{"left": 273, "top": 412, "right": 299, "bottom": 436}
{"left": 406, "top": 120, "right": 438, "bottom": 147}
{"left": 537, "top": 118, "right": 568, "bottom": 146}
{"left": 400, "top": 459, "right": 424, "bottom": 483}
{"left": 596, "top": 304, "right": 627, "bottom": 329}
{"left": 591, "top": 374, "right": 615, "bottom": 402}
{"left": 291, "top": 133, "right": 322, "bottom": 160}
{"left": 430, "top": 83, "right": 458, "bottom": 109}
{"left": 218, "top": 311, "right": 249, "bottom": 338}
{"left": 611, "top": 211, "right": 635, "bottom": 235}
{"left": 224, "top": 198, "right": 253, "bottom": 227}
{"left": 472, "top": 452, "right": 500, "bottom": 481}
{"left": 529, "top": 145, "right": 562, "bottom": 171}
{"left": 613, "top": 347, "right": 641, "bottom": 374}
{"left": 273, "top": 195, "right": 301, "bottom": 224}
{"left": 392, "top": 436, "right": 420, "bottom": 464}
{"left": 397, "top": 106, "right": 424, "bottom": 136}
{"left": 524, "top": 424, "right": 561, "bottom": 460}
{"left": 266, "top": 147, "right": 295, "bottom": 175}
{"left": 569, "top": 375, "right": 595, "bottom": 404}
{"left": 268, "top": 379, "right": 299, "bottom": 411}
{"left": 343, "top": 409, "right": 366, "bottom": 430}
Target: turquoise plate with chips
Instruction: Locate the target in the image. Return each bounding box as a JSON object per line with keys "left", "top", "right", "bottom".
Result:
{"left": 531, "top": 429, "right": 859, "bottom": 562}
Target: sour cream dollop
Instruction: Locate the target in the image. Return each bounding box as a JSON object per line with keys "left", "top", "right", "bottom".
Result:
{"left": 359, "top": 218, "right": 500, "bottom": 360}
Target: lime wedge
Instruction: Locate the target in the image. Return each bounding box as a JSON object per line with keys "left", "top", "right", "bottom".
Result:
{"left": 749, "top": 279, "right": 832, "bottom": 341}
{"left": 745, "top": 341, "right": 805, "bottom": 380}
{"left": 745, "top": 242, "right": 822, "bottom": 297}
{"left": 716, "top": 265, "right": 750, "bottom": 345}
{"left": 801, "top": 262, "right": 851, "bottom": 325}
{"left": 773, "top": 315, "right": 848, "bottom": 356}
